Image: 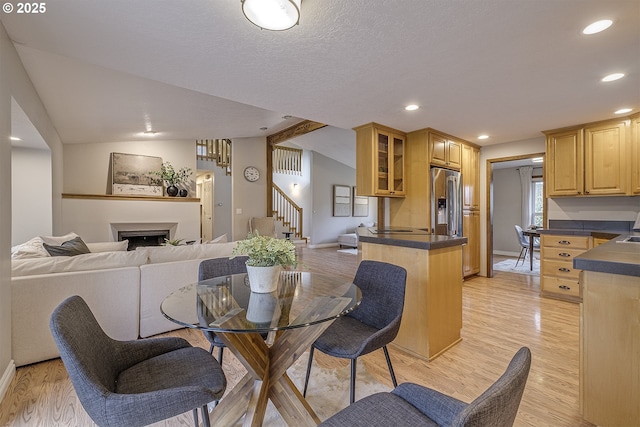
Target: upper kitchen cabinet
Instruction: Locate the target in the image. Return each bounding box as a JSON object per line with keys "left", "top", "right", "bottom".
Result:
{"left": 461, "top": 144, "right": 480, "bottom": 210}
{"left": 429, "top": 130, "right": 462, "bottom": 170}
{"left": 355, "top": 123, "right": 406, "bottom": 197}
{"left": 544, "top": 117, "right": 629, "bottom": 197}
{"left": 631, "top": 113, "right": 640, "bottom": 195}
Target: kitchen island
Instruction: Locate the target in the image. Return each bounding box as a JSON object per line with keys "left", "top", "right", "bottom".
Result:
{"left": 357, "top": 226, "right": 467, "bottom": 361}
{"left": 573, "top": 234, "right": 640, "bottom": 427}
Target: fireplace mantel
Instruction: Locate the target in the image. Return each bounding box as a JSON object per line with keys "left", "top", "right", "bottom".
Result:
{"left": 62, "top": 193, "right": 200, "bottom": 202}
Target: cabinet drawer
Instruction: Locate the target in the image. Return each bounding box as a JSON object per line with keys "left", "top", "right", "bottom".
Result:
{"left": 541, "top": 276, "right": 581, "bottom": 298}
{"left": 542, "top": 260, "right": 581, "bottom": 280}
{"left": 541, "top": 235, "right": 591, "bottom": 250}
{"left": 541, "top": 247, "right": 587, "bottom": 261}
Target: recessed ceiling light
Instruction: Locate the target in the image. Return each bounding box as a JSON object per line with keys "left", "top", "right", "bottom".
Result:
{"left": 531, "top": 157, "right": 544, "bottom": 163}
{"left": 282, "top": 115, "right": 292, "bottom": 119}
{"left": 602, "top": 73, "right": 625, "bottom": 82}
{"left": 614, "top": 108, "right": 632, "bottom": 114}
{"left": 477, "top": 135, "right": 489, "bottom": 140}
{"left": 260, "top": 127, "right": 268, "bottom": 131}
{"left": 10, "top": 136, "right": 22, "bottom": 141}
{"left": 405, "top": 104, "right": 419, "bottom": 111}
{"left": 143, "top": 131, "right": 158, "bottom": 136}
{"left": 582, "top": 19, "right": 612, "bottom": 35}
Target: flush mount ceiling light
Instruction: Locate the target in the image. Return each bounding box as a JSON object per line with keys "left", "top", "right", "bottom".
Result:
{"left": 615, "top": 108, "right": 632, "bottom": 114}
{"left": 602, "top": 73, "right": 625, "bottom": 82}
{"left": 242, "top": 0, "right": 301, "bottom": 31}
{"left": 405, "top": 104, "right": 419, "bottom": 111}
{"left": 582, "top": 19, "right": 612, "bottom": 35}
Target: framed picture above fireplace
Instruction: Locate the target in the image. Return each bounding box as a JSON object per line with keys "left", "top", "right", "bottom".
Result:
{"left": 111, "top": 153, "right": 163, "bottom": 196}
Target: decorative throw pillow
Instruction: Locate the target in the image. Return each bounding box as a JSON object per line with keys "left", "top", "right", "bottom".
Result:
{"left": 206, "top": 234, "right": 228, "bottom": 244}
{"left": 43, "top": 236, "right": 91, "bottom": 257}
{"left": 11, "top": 237, "right": 48, "bottom": 259}
{"left": 86, "top": 240, "right": 129, "bottom": 253}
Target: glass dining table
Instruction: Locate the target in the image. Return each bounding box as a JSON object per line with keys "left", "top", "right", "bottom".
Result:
{"left": 161, "top": 271, "right": 361, "bottom": 427}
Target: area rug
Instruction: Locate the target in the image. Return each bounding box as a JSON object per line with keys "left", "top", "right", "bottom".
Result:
{"left": 493, "top": 257, "right": 540, "bottom": 276}
{"left": 221, "top": 351, "right": 391, "bottom": 426}
{"left": 337, "top": 248, "right": 358, "bottom": 255}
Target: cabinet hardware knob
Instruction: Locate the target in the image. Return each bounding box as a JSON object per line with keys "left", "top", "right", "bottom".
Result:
{"left": 559, "top": 240, "right": 571, "bottom": 245}
{"left": 559, "top": 285, "right": 571, "bottom": 290}
{"left": 559, "top": 252, "right": 571, "bottom": 257}
{"left": 559, "top": 267, "right": 571, "bottom": 272}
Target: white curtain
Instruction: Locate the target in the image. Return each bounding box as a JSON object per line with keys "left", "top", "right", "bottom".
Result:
{"left": 519, "top": 166, "right": 533, "bottom": 228}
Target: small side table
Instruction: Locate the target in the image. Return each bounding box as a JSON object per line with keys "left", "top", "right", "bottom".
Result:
{"left": 282, "top": 231, "right": 293, "bottom": 240}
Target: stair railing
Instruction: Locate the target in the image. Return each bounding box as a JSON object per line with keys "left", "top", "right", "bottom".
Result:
{"left": 272, "top": 183, "right": 303, "bottom": 239}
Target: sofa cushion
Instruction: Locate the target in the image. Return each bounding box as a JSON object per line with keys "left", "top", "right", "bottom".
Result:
{"left": 143, "top": 241, "right": 237, "bottom": 264}
{"left": 43, "top": 236, "right": 91, "bottom": 257}
{"left": 11, "top": 232, "right": 81, "bottom": 259}
{"left": 11, "top": 250, "right": 149, "bottom": 277}
{"left": 86, "top": 240, "right": 129, "bottom": 253}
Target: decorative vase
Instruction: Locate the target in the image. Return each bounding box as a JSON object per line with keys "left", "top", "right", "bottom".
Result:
{"left": 166, "top": 185, "right": 179, "bottom": 197}
{"left": 246, "top": 291, "right": 279, "bottom": 326}
{"left": 179, "top": 189, "right": 188, "bottom": 197}
{"left": 246, "top": 265, "right": 282, "bottom": 293}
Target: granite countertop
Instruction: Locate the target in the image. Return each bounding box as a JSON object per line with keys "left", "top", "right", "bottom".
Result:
{"left": 573, "top": 233, "right": 640, "bottom": 277}
{"left": 538, "top": 229, "right": 627, "bottom": 239}
{"left": 356, "top": 226, "right": 467, "bottom": 250}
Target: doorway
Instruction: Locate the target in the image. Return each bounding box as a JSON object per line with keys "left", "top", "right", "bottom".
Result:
{"left": 486, "top": 153, "right": 545, "bottom": 278}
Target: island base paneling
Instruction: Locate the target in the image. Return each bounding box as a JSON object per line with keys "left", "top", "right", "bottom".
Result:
{"left": 361, "top": 242, "right": 463, "bottom": 361}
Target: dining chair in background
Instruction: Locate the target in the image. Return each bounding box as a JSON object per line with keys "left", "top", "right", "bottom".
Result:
{"left": 50, "top": 295, "right": 226, "bottom": 427}
{"left": 198, "top": 256, "right": 249, "bottom": 365}
{"left": 319, "top": 347, "right": 532, "bottom": 427}
{"left": 514, "top": 225, "right": 539, "bottom": 267}
{"left": 303, "top": 260, "right": 407, "bottom": 404}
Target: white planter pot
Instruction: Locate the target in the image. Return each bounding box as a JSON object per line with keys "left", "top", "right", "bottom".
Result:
{"left": 246, "top": 265, "right": 282, "bottom": 293}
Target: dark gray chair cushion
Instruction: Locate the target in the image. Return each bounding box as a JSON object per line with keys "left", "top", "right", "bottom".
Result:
{"left": 50, "top": 295, "right": 226, "bottom": 427}
{"left": 320, "top": 347, "right": 532, "bottom": 427}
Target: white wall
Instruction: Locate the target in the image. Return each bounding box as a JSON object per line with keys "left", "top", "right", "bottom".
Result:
{"left": 492, "top": 167, "right": 523, "bottom": 255}
{"left": 548, "top": 196, "right": 639, "bottom": 222}
{"left": 310, "top": 152, "right": 377, "bottom": 246}
{"left": 0, "top": 21, "right": 65, "bottom": 400}
{"left": 11, "top": 147, "right": 52, "bottom": 245}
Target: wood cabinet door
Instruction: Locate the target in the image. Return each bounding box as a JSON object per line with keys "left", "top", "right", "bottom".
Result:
{"left": 631, "top": 114, "right": 640, "bottom": 194}
{"left": 546, "top": 129, "right": 583, "bottom": 196}
{"left": 461, "top": 145, "right": 479, "bottom": 210}
{"left": 584, "top": 121, "right": 627, "bottom": 195}
{"left": 462, "top": 210, "right": 480, "bottom": 276}
{"left": 391, "top": 134, "right": 405, "bottom": 196}
{"left": 447, "top": 140, "right": 462, "bottom": 170}
{"left": 429, "top": 132, "right": 447, "bottom": 167}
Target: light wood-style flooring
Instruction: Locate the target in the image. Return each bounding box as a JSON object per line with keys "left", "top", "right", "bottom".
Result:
{"left": 0, "top": 247, "right": 594, "bottom": 426}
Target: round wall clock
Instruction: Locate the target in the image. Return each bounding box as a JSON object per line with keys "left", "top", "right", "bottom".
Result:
{"left": 243, "top": 166, "right": 260, "bottom": 182}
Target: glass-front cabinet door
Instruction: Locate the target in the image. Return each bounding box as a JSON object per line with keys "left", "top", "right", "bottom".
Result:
{"left": 355, "top": 123, "right": 405, "bottom": 197}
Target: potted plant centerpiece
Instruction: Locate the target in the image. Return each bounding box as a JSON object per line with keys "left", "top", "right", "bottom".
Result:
{"left": 153, "top": 162, "right": 192, "bottom": 197}
{"left": 231, "top": 232, "right": 297, "bottom": 293}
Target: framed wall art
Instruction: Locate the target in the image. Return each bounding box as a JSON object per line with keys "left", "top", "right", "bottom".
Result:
{"left": 111, "top": 152, "right": 163, "bottom": 196}
{"left": 352, "top": 187, "right": 369, "bottom": 217}
{"left": 333, "top": 184, "right": 351, "bottom": 217}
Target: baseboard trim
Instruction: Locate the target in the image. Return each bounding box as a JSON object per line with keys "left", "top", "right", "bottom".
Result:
{"left": 307, "top": 242, "right": 339, "bottom": 249}
{"left": 0, "top": 359, "right": 16, "bottom": 404}
{"left": 493, "top": 250, "right": 521, "bottom": 257}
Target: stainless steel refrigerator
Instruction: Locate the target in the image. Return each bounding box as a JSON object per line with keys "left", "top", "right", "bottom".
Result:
{"left": 431, "top": 167, "right": 462, "bottom": 236}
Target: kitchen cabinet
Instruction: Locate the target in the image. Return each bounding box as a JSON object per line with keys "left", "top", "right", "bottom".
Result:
{"left": 631, "top": 113, "right": 640, "bottom": 195}
{"left": 429, "top": 131, "right": 461, "bottom": 170}
{"left": 544, "top": 118, "right": 629, "bottom": 197}
{"left": 355, "top": 123, "right": 406, "bottom": 197}
{"left": 540, "top": 234, "right": 592, "bottom": 302}
{"left": 462, "top": 210, "right": 480, "bottom": 276}
{"left": 461, "top": 144, "right": 480, "bottom": 210}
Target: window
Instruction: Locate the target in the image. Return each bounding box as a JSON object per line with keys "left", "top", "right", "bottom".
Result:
{"left": 531, "top": 178, "right": 543, "bottom": 227}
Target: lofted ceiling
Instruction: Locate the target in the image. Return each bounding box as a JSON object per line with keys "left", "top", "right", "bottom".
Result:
{"left": 2, "top": 1, "right": 638, "bottom": 168}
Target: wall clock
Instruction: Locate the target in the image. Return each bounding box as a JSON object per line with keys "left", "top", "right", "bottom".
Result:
{"left": 243, "top": 166, "right": 260, "bottom": 182}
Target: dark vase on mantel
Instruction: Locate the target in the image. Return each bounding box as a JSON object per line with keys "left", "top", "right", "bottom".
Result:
{"left": 179, "top": 189, "right": 188, "bottom": 197}
{"left": 166, "top": 185, "right": 179, "bottom": 197}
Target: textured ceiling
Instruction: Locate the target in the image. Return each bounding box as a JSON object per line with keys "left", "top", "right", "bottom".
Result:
{"left": 2, "top": 0, "right": 639, "bottom": 167}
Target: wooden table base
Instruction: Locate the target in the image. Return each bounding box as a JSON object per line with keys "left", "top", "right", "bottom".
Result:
{"left": 209, "top": 297, "right": 350, "bottom": 426}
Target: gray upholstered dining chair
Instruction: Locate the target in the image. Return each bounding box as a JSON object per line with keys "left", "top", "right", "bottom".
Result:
{"left": 514, "top": 225, "right": 540, "bottom": 267}
{"left": 303, "top": 260, "right": 407, "bottom": 404}
{"left": 50, "top": 295, "right": 226, "bottom": 427}
{"left": 320, "top": 347, "right": 532, "bottom": 427}
{"left": 198, "top": 256, "right": 249, "bottom": 365}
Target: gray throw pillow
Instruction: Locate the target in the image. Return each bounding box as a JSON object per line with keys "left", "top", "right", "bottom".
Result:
{"left": 43, "top": 236, "right": 91, "bottom": 257}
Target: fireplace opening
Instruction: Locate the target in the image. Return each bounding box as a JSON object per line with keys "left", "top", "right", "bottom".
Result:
{"left": 118, "top": 230, "right": 170, "bottom": 250}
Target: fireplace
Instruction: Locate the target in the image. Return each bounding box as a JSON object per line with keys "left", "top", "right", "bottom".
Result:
{"left": 118, "top": 230, "right": 170, "bottom": 250}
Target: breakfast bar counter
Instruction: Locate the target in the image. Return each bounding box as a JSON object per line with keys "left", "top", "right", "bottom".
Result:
{"left": 356, "top": 227, "right": 467, "bottom": 361}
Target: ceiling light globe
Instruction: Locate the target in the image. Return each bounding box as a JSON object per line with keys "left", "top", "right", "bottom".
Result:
{"left": 582, "top": 19, "right": 613, "bottom": 35}
{"left": 242, "top": 0, "right": 301, "bottom": 31}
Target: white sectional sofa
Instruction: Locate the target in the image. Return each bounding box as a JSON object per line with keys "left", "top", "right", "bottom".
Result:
{"left": 11, "top": 240, "right": 237, "bottom": 367}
